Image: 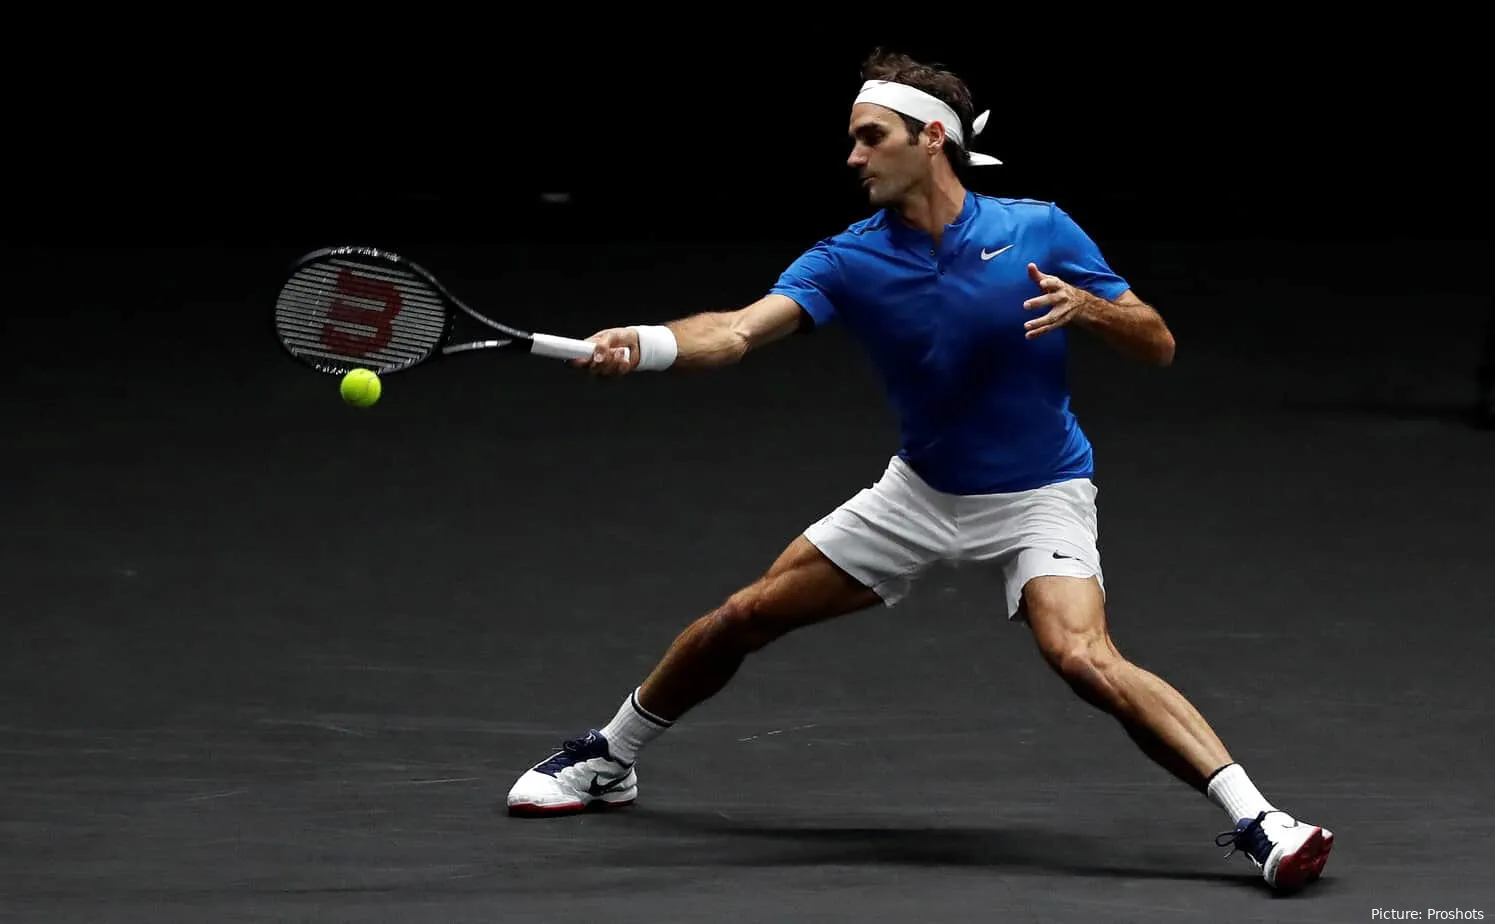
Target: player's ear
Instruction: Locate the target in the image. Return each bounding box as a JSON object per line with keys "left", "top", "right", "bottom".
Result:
{"left": 926, "top": 121, "right": 947, "bottom": 155}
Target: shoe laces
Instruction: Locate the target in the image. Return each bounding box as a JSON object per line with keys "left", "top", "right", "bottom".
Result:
{"left": 1216, "top": 810, "right": 1274, "bottom": 864}
{"left": 534, "top": 734, "right": 598, "bottom": 775}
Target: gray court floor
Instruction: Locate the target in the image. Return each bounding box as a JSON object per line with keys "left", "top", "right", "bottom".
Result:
{"left": 5, "top": 242, "right": 1492, "bottom": 922}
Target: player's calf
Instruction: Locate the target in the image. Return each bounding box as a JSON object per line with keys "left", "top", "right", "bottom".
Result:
{"left": 506, "top": 537, "right": 879, "bottom": 817}
{"left": 1022, "top": 575, "right": 1231, "bottom": 787}
{"left": 639, "top": 536, "right": 882, "bottom": 721}
{"left": 636, "top": 593, "right": 782, "bottom": 721}
{"left": 1020, "top": 575, "right": 1334, "bottom": 892}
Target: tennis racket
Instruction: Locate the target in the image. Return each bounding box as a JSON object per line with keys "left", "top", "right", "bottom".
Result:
{"left": 273, "top": 245, "right": 622, "bottom": 375}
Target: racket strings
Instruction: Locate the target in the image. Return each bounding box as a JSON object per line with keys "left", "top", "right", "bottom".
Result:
{"left": 275, "top": 259, "right": 448, "bottom": 373}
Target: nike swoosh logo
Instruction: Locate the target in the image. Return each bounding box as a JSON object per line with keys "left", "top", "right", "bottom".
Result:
{"left": 981, "top": 245, "right": 1014, "bottom": 260}
{"left": 587, "top": 772, "right": 631, "bottom": 796}
{"left": 1052, "top": 551, "right": 1075, "bottom": 560}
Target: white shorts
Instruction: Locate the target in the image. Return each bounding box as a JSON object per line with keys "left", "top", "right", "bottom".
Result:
{"left": 803, "top": 456, "right": 1104, "bottom": 619}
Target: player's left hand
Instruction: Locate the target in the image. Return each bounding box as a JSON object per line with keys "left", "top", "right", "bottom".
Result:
{"left": 1022, "top": 263, "right": 1085, "bottom": 339}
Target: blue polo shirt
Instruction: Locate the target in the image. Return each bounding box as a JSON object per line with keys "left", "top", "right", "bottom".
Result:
{"left": 769, "top": 191, "right": 1130, "bottom": 496}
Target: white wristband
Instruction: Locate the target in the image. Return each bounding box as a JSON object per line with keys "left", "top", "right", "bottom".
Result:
{"left": 629, "top": 324, "right": 678, "bottom": 371}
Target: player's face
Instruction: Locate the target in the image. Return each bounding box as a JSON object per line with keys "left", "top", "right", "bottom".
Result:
{"left": 847, "top": 104, "right": 928, "bottom": 206}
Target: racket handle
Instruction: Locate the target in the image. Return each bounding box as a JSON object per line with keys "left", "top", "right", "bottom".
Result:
{"left": 529, "top": 332, "right": 628, "bottom": 363}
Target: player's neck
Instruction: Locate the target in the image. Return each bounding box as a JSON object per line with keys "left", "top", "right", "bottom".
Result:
{"left": 894, "top": 175, "right": 967, "bottom": 242}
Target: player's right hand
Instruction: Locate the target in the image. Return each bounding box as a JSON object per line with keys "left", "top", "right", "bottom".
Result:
{"left": 572, "top": 327, "right": 639, "bottom": 377}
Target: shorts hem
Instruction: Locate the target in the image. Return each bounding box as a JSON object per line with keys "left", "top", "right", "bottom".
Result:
{"left": 802, "top": 525, "right": 911, "bottom": 607}
{"left": 1005, "top": 562, "right": 1106, "bottom": 621}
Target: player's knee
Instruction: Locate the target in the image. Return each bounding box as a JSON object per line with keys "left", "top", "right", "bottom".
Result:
{"left": 706, "top": 586, "right": 780, "bottom": 653}
{"left": 1045, "top": 634, "right": 1124, "bottom": 704}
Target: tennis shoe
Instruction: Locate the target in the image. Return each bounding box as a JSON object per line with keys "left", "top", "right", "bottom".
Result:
{"left": 1216, "top": 810, "right": 1333, "bottom": 892}
{"left": 506, "top": 729, "right": 636, "bottom": 816}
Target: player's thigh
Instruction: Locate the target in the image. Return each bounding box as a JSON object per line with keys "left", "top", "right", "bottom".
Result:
{"left": 1020, "top": 574, "right": 1113, "bottom": 671}
{"left": 720, "top": 535, "right": 883, "bottom": 647}
{"left": 757, "top": 534, "right": 884, "bottom": 619}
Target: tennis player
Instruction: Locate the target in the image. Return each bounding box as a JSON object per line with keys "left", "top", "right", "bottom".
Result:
{"left": 506, "top": 49, "right": 1334, "bottom": 893}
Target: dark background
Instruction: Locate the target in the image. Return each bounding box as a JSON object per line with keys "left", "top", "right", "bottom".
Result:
{"left": 5, "top": 29, "right": 1493, "bottom": 924}
{"left": 8, "top": 28, "right": 1491, "bottom": 248}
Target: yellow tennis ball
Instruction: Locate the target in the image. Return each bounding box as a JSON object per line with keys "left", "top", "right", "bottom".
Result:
{"left": 340, "top": 368, "right": 381, "bottom": 408}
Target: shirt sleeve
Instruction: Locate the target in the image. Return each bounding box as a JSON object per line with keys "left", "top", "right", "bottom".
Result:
{"left": 768, "top": 236, "right": 843, "bottom": 328}
{"left": 1047, "top": 203, "right": 1131, "bottom": 302}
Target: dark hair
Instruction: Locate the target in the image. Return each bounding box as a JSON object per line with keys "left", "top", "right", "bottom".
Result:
{"left": 859, "top": 48, "right": 976, "bottom": 177}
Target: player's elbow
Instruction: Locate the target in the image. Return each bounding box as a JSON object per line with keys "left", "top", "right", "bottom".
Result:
{"left": 726, "top": 314, "right": 778, "bottom": 359}
{"left": 1142, "top": 309, "right": 1176, "bottom": 366}
{"left": 731, "top": 295, "right": 805, "bottom": 357}
{"left": 1154, "top": 328, "right": 1176, "bottom": 366}
{"left": 724, "top": 331, "right": 753, "bottom": 364}
{"left": 693, "top": 315, "right": 750, "bottom": 367}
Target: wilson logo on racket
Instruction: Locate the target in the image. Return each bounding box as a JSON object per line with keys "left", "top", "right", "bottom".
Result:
{"left": 274, "top": 245, "right": 620, "bottom": 376}
{"left": 320, "top": 268, "right": 402, "bottom": 357}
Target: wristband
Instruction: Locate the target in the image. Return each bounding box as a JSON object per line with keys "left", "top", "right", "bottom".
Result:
{"left": 629, "top": 325, "right": 678, "bottom": 371}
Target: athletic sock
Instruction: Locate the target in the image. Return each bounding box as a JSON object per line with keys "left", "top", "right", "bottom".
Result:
{"left": 1206, "top": 762, "right": 1277, "bottom": 823}
{"left": 599, "top": 688, "right": 672, "bottom": 764}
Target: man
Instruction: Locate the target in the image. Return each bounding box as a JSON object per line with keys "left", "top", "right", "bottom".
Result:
{"left": 505, "top": 49, "right": 1334, "bottom": 894}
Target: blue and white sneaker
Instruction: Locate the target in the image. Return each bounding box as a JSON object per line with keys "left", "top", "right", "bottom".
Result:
{"left": 1217, "top": 810, "right": 1334, "bottom": 892}
{"left": 507, "top": 730, "right": 637, "bottom": 817}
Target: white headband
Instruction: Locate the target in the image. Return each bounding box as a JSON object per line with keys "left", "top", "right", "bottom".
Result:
{"left": 853, "top": 79, "right": 1001, "bottom": 166}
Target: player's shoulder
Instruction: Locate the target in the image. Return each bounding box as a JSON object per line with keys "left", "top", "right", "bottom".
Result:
{"left": 970, "top": 193, "right": 1059, "bottom": 226}
{"left": 839, "top": 209, "right": 897, "bottom": 241}
{"left": 974, "top": 193, "right": 1055, "bottom": 210}
{"left": 793, "top": 211, "right": 898, "bottom": 259}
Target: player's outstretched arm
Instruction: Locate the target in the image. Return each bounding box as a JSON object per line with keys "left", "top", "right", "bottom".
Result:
{"left": 573, "top": 294, "right": 806, "bottom": 377}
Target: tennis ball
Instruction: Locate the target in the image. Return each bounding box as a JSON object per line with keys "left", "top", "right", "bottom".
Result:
{"left": 340, "top": 368, "right": 381, "bottom": 408}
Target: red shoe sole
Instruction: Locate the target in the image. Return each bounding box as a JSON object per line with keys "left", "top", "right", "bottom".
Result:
{"left": 507, "top": 797, "right": 636, "bottom": 818}
{"left": 1273, "top": 827, "right": 1333, "bottom": 891}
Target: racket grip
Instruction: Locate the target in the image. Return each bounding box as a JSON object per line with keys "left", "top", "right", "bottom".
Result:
{"left": 530, "top": 333, "right": 606, "bottom": 362}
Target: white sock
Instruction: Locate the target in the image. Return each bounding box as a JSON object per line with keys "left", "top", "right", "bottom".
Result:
{"left": 599, "top": 688, "right": 672, "bottom": 764}
{"left": 1206, "top": 762, "right": 1277, "bottom": 823}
